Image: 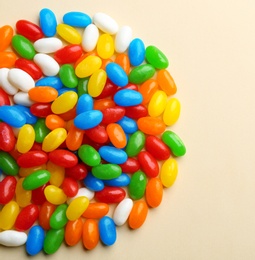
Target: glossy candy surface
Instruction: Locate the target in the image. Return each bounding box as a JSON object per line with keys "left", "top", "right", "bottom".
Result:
{"left": 99, "top": 216, "right": 117, "bottom": 246}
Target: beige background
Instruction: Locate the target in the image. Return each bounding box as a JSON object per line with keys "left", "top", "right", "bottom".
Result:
{"left": 1, "top": 0, "right": 255, "bottom": 259}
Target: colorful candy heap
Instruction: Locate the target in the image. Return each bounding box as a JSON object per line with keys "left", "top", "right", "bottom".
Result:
{"left": 0, "top": 9, "right": 186, "bottom": 255}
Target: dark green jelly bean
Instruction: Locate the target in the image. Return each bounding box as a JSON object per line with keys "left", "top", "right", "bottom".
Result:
{"left": 0, "top": 151, "right": 19, "bottom": 176}
{"left": 145, "top": 45, "right": 169, "bottom": 69}
{"left": 125, "top": 130, "right": 145, "bottom": 157}
{"left": 78, "top": 144, "right": 101, "bottom": 167}
{"left": 128, "top": 170, "right": 147, "bottom": 200}
{"left": 92, "top": 164, "right": 122, "bottom": 180}
{"left": 49, "top": 204, "right": 68, "bottom": 229}
{"left": 77, "top": 77, "right": 89, "bottom": 97}
{"left": 59, "top": 64, "right": 78, "bottom": 88}
{"left": 22, "top": 169, "right": 51, "bottom": 190}
{"left": 129, "top": 64, "right": 155, "bottom": 84}
{"left": 43, "top": 228, "right": 65, "bottom": 255}
{"left": 12, "top": 34, "right": 36, "bottom": 60}
{"left": 162, "top": 130, "right": 186, "bottom": 157}
{"left": 34, "top": 118, "right": 50, "bottom": 143}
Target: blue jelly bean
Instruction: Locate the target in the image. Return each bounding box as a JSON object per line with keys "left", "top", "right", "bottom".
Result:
{"left": 117, "top": 116, "right": 138, "bottom": 134}
{"left": 104, "top": 173, "right": 130, "bottom": 187}
{"left": 39, "top": 8, "right": 57, "bottom": 37}
{"left": 14, "top": 105, "right": 37, "bottom": 124}
{"left": 99, "top": 216, "right": 117, "bottom": 246}
{"left": 58, "top": 87, "right": 77, "bottom": 96}
{"left": 0, "top": 105, "right": 26, "bottom": 127}
{"left": 99, "top": 146, "right": 127, "bottom": 164}
{"left": 83, "top": 172, "right": 104, "bottom": 191}
{"left": 76, "top": 94, "right": 93, "bottom": 114}
{"left": 114, "top": 89, "right": 143, "bottom": 107}
{"left": 36, "top": 76, "right": 63, "bottom": 90}
{"left": 74, "top": 110, "right": 103, "bottom": 130}
{"left": 63, "top": 12, "right": 92, "bottom": 27}
{"left": 128, "top": 38, "right": 145, "bottom": 66}
{"left": 26, "top": 225, "right": 45, "bottom": 256}
{"left": 105, "top": 63, "right": 128, "bottom": 87}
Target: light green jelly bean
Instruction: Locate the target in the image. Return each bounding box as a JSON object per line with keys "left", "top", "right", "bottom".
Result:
{"left": 162, "top": 130, "right": 186, "bottom": 157}
{"left": 92, "top": 164, "right": 122, "bottom": 180}
{"left": 128, "top": 170, "right": 147, "bottom": 200}
{"left": 43, "top": 228, "right": 65, "bottom": 255}
{"left": 129, "top": 64, "right": 155, "bottom": 84}
{"left": 59, "top": 64, "right": 78, "bottom": 88}
{"left": 0, "top": 151, "right": 19, "bottom": 176}
{"left": 34, "top": 118, "right": 50, "bottom": 143}
{"left": 49, "top": 204, "right": 68, "bottom": 229}
{"left": 78, "top": 144, "right": 101, "bottom": 167}
{"left": 22, "top": 169, "right": 51, "bottom": 190}
{"left": 125, "top": 131, "right": 145, "bottom": 157}
{"left": 145, "top": 45, "right": 169, "bottom": 69}
{"left": 77, "top": 77, "right": 89, "bottom": 97}
{"left": 11, "top": 35, "right": 36, "bottom": 60}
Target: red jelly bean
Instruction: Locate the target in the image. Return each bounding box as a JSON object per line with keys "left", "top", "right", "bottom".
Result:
{"left": 48, "top": 149, "right": 78, "bottom": 168}
{"left": 85, "top": 125, "right": 109, "bottom": 144}
{"left": 15, "top": 204, "right": 39, "bottom": 231}
{"left": 125, "top": 104, "right": 148, "bottom": 119}
{"left": 145, "top": 135, "right": 171, "bottom": 160}
{"left": 31, "top": 183, "right": 48, "bottom": 205}
{"left": 101, "top": 106, "right": 126, "bottom": 125}
{"left": 16, "top": 20, "right": 44, "bottom": 41}
{"left": 0, "top": 88, "right": 11, "bottom": 106}
{"left": 54, "top": 44, "right": 83, "bottom": 64}
{"left": 95, "top": 79, "right": 118, "bottom": 99}
{"left": 39, "top": 201, "right": 56, "bottom": 230}
{"left": 30, "top": 103, "right": 53, "bottom": 117}
{"left": 137, "top": 151, "right": 159, "bottom": 178}
{"left": 62, "top": 177, "right": 79, "bottom": 197}
{"left": 116, "top": 83, "right": 138, "bottom": 92}
{"left": 15, "top": 58, "right": 43, "bottom": 80}
{"left": 0, "top": 176, "right": 17, "bottom": 204}
{"left": 17, "top": 150, "right": 48, "bottom": 168}
{"left": 95, "top": 187, "right": 126, "bottom": 203}
{"left": 0, "top": 122, "right": 16, "bottom": 152}
{"left": 65, "top": 163, "right": 88, "bottom": 180}
{"left": 119, "top": 157, "right": 140, "bottom": 174}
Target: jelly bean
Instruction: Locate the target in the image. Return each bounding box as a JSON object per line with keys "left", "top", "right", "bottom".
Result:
{"left": 65, "top": 218, "right": 83, "bottom": 246}
{"left": 78, "top": 144, "right": 101, "bottom": 167}
{"left": 14, "top": 104, "right": 37, "bottom": 124}
{"left": 88, "top": 69, "right": 107, "bottom": 97}
{"left": 31, "top": 184, "right": 46, "bottom": 205}
{"left": 0, "top": 122, "right": 16, "bottom": 152}
{"left": 35, "top": 76, "right": 62, "bottom": 90}
{"left": 11, "top": 35, "right": 36, "bottom": 59}
{"left": 66, "top": 196, "right": 89, "bottom": 221}
{"left": 58, "top": 87, "right": 78, "bottom": 96}
{"left": 85, "top": 125, "right": 108, "bottom": 144}
{"left": 145, "top": 178, "right": 163, "bottom": 208}
{"left": 34, "top": 37, "right": 63, "bottom": 53}
{"left": 106, "top": 123, "right": 127, "bottom": 148}
{"left": 157, "top": 69, "right": 177, "bottom": 96}
{"left": 63, "top": 11, "right": 91, "bottom": 27}
{"left": 129, "top": 170, "right": 147, "bottom": 200}
{"left": 103, "top": 173, "right": 130, "bottom": 187}
{"left": 0, "top": 230, "right": 27, "bottom": 247}
{"left": 125, "top": 104, "right": 148, "bottom": 119}
{"left": 39, "top": 8, "right": 57, "bottom": 37}
{"left": 97, "top": 33, "right": 114, "bottom": 59}
{"left": 67, "top": 187, "right": 94, "bottom": 203}
{"left": 0, "top": 88, "right": 10, "bottom": 106}
{"left": 13, "top": 91, "right": 34, "bottom": 107}
{"left": 99, "top": 146, "right": 127, "bottom": 164}
{"left": 93, "top": 13, "right": 119, "bottom": 34}
{"left": 15, "top": 178, "right": 31, "bottom": 207}
{"left": 0, "top": 201, "right": 19, "bottom": 230}
{"left": 95, "top": 187, "right": 125, "bottom": 203}
{"left": 128, "top": 200, "right": 148, "bottom": 229}
{"left": 137, "top": 116, "right": 166, "bottom": 135}
{"left": 66, "top": 124, "right": 84, "bottom": 151}
{"left": 17, "top": 150, "right": 48, "bottom": 168}
{"left": 26, "top": 225, "right": 45, "bottom": 256}
{"left": 65, "top": 163, "right": 87, "bottom": 180}
{"left": 51, "top": 91, "right": 78, "bottom": 114}
{"left": 115, "top": 26, "right": 132, "bottom": 53}
{"left": 28, "top": 86, "right": 58, "bottom": 103}
{"left": 33, "top": 118, "right": 50, "bottom": 143}
{"left": 54, "top": 44, "right": 83, "bottom": 64}
{"left": 57, "top": 24, "right": 82, "bottom": 44}
{"left": 101, "top": 106, "right": 125, "bottom": 125}
{"left": 15, "top": 204, "right": 39, "bottom": 231}
{"left": 114, "top": 89, "right": 142, "bottom": 107}
{"left": 93, "top": 98, "right": 115, "bottom": 110}
{"left": 162, "top": 130, "right": 186, "bottom": 156}
{"left": 19, "top": 164, "right": 46, "bottom": 178}
{"left": 119, "top": 157, "right": 140, "bottom": 174}
{"left": 128, "top": 38, "right": 145, "bottom": 66}
{"left": 163, "top": 98, "right": 181, "bottom": 126}
{"left": 43, "top": 228, "right": 65, "bottom": 254}
{"left": 75, "top": 55, "right": 102, "bottom": 78}
{"left": 76, "top": 78, "right": 89, "bottom": 97}
{"left": 113, "top": 198, "right": 133, "bottom": 226}
{"left": 22, "top": 170, "right": 50, "bottom": 191}
{"left": 74, "top": 110, "right": 103, "bottom": 130}
{"left": 39, "top": 201, "right": 56, "bottom": 230}
{"left": 0, "top": 69, "right": 18, "bottom": 96}
{"left": 0, "top": 152, "right": 19, "bottom": 176}
{"left": 62, "top": 177, "right": 78, "bottom": 197}
{"left": 44, "top": 185, "right": 67, "bottom": 205}
{"left": 59, "top": 64, "right": 78, "bottom": 88}
{"left": 99, "top": 216, "right": 116, "bottom": 246}
{"left": 0, "top": 51, "right": 17, "bottom": 68}
{"left": 49, "top": 204, "right": 68, "bottom": 229}
{"left": 0, "top": 25, "right": 13, "bottom": 51}
{"left": 92, "top": 164, "right": 121, "bottom": 180}
{"left": 47, "top": 161, "right": 65, "bottom": 187}
{"left": 138, "top": 151, "right": 159, "bottom": 178}
{"left": 145, "top": 45, "right": 169, "bottom": 69}
{"left": 125, "top": 130, "right": 145, "bottom": 157}
{"left": 82, "top": 24, "right": 99, "bottom": 52}
{"left": 117, "top": 116, "right": 138, "bottom": 134}
{"left": 115, "top": 53, "right": 130, "bottom": 75}
{"left": 83, "top": 172, "right": 104, "bottom": 192}
{"left": 31, "top": 103, "right": 52, "bottom": 118}
{"left": 95, "top": 78, "right": 118, "bottom": 99}
{"left": 48, "top": 149, "right": 78, "bottom": 168}
{"left": 16, "top": 124, "right": 35, "bottom": 153}
{"left": 82, "top": 219, "right": 99, "bottom": 250}
{"left": 82, "top": 202, "right": 109, "bottom": 218}
{"left": 100, "top": 58, "right": 113, "bottom": 70}
{"left": 129, "top": 64, "right": 155, "bottom": 84}
{"left": 16, "top": 20, "right": 44, "bottom": 42}
{"left": 105, "top": 62, "right": 128, "bottom": 87}
{"left": 15, "top": 58, "right": 42, "bottom": 80}
{"left": 160, "top": 158, "right": 178, "bottom": 188}
{"left": 42, "top": 128, "right": 67, "bottom": 152}
{"left": 45, "top": 114, "right": 65, "bottom": 130}
{"left": 33, "top": 53, "right": 60, "bottom": 76}
{"left": 148, "top": 90, "right": 167, "bottom": 117}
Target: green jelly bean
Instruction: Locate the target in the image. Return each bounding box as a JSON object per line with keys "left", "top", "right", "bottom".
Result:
{"left": 145, "top": 45, "right": 169, "bottom": 69}
{"left": 77, "top": 77, "right": 89, "bottom": 97}
{"left": 49, "top": 204, "right": 68, "bottom": 229}
{"left": 34, "top": 118, "right": 50, "bottom": 143}
{"left": 59, "top": 64, "right": 78, "bottom": 88}
{"left": 78, "top": 144, "right": 101, "bottom": 167}
{"left": 125, "top": 131, "right": 145, "bottom": 157}
{"left": 11, "top": 34, "right": 36, "bottom": 60}
{"left": 128, "top": 170, "right": 147, "bottom": 200}
{"left": 0, "top": 151, "right": 19, "bottom": 176}
{"left": 22, "top": 169, "right": 51, "bottom": 190}
{"left": 43, "top": 228, "right": 65, "bottom": 255}
{"left": 92, "top": 164, "right": 122, "bottom": 180}
{"left": 162, "top": 130, "right": 186, "bottom": 157}
{"left": 129, "top": 64, "right": 155, "bottom": 84}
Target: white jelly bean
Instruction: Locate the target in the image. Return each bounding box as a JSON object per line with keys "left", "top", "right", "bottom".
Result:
{"left": 0, "top": 68, "right": 18, "bottom": 95}
{"left": 115, "top": 26, "right": 133, "bottom": 53}
{"left": 33, "top": 53, "right": 60, "bottom": 76}
{"left": 82, "top": 24, "right": 99, "bottom": 52}
{"left": 113, "top": 198, "right": 133, "bottom": 226}
{"left": 34, "top": 37, "right": 63, "bottom": 53}
{"left": 66, "top": 187, "right": 94, "bottom": 204}
{"left": 0, "top": 230, "right": 27, "bottom": 247}
{"left": 93, "top": 12, "right": 119, "bottom": 35}
{"left": 13, "top": 91, "right": 35, "bottom": 107}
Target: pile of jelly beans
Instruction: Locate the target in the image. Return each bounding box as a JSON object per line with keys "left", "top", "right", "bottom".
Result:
{"left": 0, "top": 9, "right": 186, "bottom": 255}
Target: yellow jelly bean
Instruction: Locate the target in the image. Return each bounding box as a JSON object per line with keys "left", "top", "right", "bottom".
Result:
{"left": 88, "top": 69, "right": 107, "bottom": 97}
{"left": 148, "top": 90, "right": 167, "bottom": 117}
{"left": 0, "top": 201, "right": 19, "bottom": 230}
{"left": 160, "top": 158, "right": 178, "bottom": 188}
{"left": 163, "top": 98, "right": 181, "bottom": 126}
{"left": 42, "top": 128, "right": 67, "bottom": 152}
{"left": 47, "top": 161, "right": 65, "bottom": 187}
{"left": 97, "top": 34, "right": 114, "bottom": 59}
{"left": 66, "top": 196, "right": 89, "bottom": 221}
{"left": 15, "top": 178, "right": 31, "bottom": 208}
{"left": 16, "top": 124, "right": 35, "bottom": 154}
{"left": 19, "top": 164, "right": 47, "bottom": 177}
{"left": 44, "top": 185, "right": 67, "bottom": 205}
{"left": 75, "top": 55, "right": 102, "bottom": 78}
{"left": 56, "top": 24, "right": 82, "bottom": 44}
{"left": 51, "top": 91, "right": 78, "bottom": 114}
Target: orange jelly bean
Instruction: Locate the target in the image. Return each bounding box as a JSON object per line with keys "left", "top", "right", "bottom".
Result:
{"left": 0, "top": 25, "right": 14, "bottom": 51}
{"left": 128, "top": 200, "right": 148, "bottom": 229}
{"left": 39, "top": 201, "right": 56, "bottom": 230}
{"left": 82, "top": 219, "right": 99, "bottom": 250}
{"left": 82, "top": 202, "right": 109, "bottom": 218}
{"left": 115, "top": 53, "right": 130, "bottom": 74}
{"left": 145, "top": 178, "right": 163, "bottom": 208}
{"left": 137, "top": 117, "right": 166, "bottom": 135}
{"left": 0, "top": 52, "right": 17, "bottom": 68}
{"left": 100, "top": 58, "right": 113, "bottom": 70}
{"left": 93, "top": 98, "right": 115, "bottom": 110}
{"left": 106, "top": 123, "right": 127, "bottom": 148}
{"left": 65, "top": 218, "right": 83, "bottom": 246}
{"left": 45, "top": 114, "right": 66, "bottom": 130}
{"left": 66, "top": 123, "right": 84, "bottom": 151}
{"left": 139, "top": 79, "right": 158, "bottom": 105}
{"left": 156, "top": 69, "right": 177, "bottom": 96}
{"left": 28, "top": 86, "right": 58, "bottom": 103}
